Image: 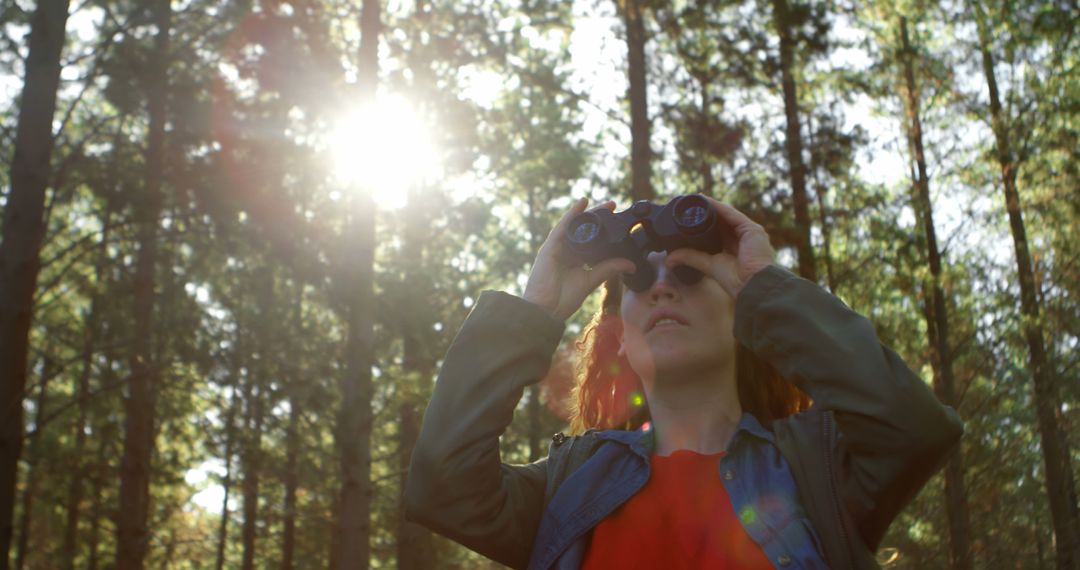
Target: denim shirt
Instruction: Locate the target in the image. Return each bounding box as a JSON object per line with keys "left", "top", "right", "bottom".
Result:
{"left": 527, "top": 413, "right": 829, "bottom": 570}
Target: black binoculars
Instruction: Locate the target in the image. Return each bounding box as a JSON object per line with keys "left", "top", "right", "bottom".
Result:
{"left": 564, "top": 194, "right": 726, "bottom": 291}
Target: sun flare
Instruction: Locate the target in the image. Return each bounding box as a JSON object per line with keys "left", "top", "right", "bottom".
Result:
{"left": 327, "top": 95, "right": 440, "bottom": 209}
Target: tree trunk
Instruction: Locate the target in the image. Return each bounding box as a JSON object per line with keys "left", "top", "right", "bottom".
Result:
{"left": 61, "top": 201, "right": 113, "bottom": 570}
{"left": 215, "top": 355, "right": 242, "bottom": 570}
{"left": 87, "top": 434, "right": 109, "bottom": 570}
{"left": 699, "top": 84, "right": 714, "bottom": 197}
{"left": 334, "top": 0, "right": 380, "bottom": 567}
{"left": 812, "top": 184, "right": 836, "bottom": 292}
{"left": 242, "top": 268, "right": 272, "bottom": 570}
{"left": 13, "top": 357, "right": 54, "bottom": 570}
{"left": 281, "top": 395, "right": 300, "bottom": 570}
{"left": 396, "top": 188, "right": 436, "bottom": 570}
{"left": 280, "top": 281, "right": 304, "bottom": 570}
{"left": 397, "top": 396, "right": 436, "bottom": 569}
{"left": 805, "top": 115, "right": 836, "bottom": 292}
{"left": 0, "top": 2, "right": 70, "bottom": 565}
{"left": 525, "top": 186, "right": 544, "bottom": 463}
{"left": 769, "top": 0, "right": 817, "bottom": 282}
{"left": 897, "top": 17, "right": 973, "bottom": 570}
{"left": 87, "top": 344, "right": 116, "bottom": 570}
{"left": 115, "top": 1, "right": 170, "bottom": 567}
{"left": 621, "top": 0, "right": 652, "bottom": 201}
{"left": 240, "top": 381, "right": 264, "bottom": 570}
{"left": 973, "top": 5, "right": 1080, "bottom": 568}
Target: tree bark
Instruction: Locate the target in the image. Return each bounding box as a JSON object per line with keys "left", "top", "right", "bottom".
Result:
{"left": 396, "top": 188, "right": 436, "bottom": 570}
{"left": 397, "top": 397, "right": 436, "bottom": 569}
{"left": 0, "top": 2, "right": 70, "bottom": 565}
{"left": 769, "top": 0, "right": 817, "bottom": 282}
{"left": 242, "top": 267, "right": 273, "bottom": 570}
{"left": 115, "top": 1, "right": 170, "bottom": 567}
{"left": 621, "top": 0, "right": 653, "bottom": 201}
{"left": 87, "top": 435, "right": 108, "bottom": 570}
{"left": 61, "top": 201, "right": 113, "bottom": 570}
{"left": 699, "top": 85, "right": 715, "bottom": 197}
{"left": 526, "top": 186, "right": 543, "bottom": 463}
{"left": 334, "top": 0, "right": 380, "bottom": 567}
{"left": 805, "top": 114, "right": 836, "bottom": 292}
{"left": 214, "top": 384, "right": 239, "bottom": 570}
{"left": 13, "top": 357, "right": 54, "bottom": 570}
{"left": 240, "top": 378, "right": 264, "bottom": 570}
{"left": 281, "top": 395, "right": 300, "bottom": 570}
{"left": 897, "top": 17, "right": 973, "bottom": 570}
{"left": 88, "top": 344, "right": 117, "bottom": 570}
{"left": 973, "top": 5, "right": 1080, "bottom": 568}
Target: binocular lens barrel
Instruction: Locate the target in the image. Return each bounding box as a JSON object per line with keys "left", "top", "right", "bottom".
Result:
{"left": 673, "top": 196, "right": 712, "bottom": 233}
{"left": 678, "top": 205, "right": 708, "bottom": 228}
{"left": 569, "top": 216, "right": 602, "bottom": 245}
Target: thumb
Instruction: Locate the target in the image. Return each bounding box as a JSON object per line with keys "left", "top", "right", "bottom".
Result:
{"left": 588, "top": 257, "right": 636, "bottom": 291}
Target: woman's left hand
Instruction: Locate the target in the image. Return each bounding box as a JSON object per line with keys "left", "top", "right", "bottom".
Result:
{"left": 664, "top": 197, "right": 775, "bottom": 300}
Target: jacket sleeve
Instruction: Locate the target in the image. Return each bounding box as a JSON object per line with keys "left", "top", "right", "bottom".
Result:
{"left": 404, "top": 290, "right": 565, "bottom": 570}
{"left": 734, "top": 265, "right": 963, "bottom": 547}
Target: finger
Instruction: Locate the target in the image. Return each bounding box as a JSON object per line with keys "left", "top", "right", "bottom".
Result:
{"left": 700, "top": 198, "right": 767, "bottom": 254}
{"left": 543, "top": 198, "right": 591, "bottom": 260}
{"left": 665, "top": 248, "right": 714, "bottom": 275}
{"left": 586, "top": 257, "right": 636, "bottom": 290}
{"left": 590, "top": 200, "right": 617, "bottom": 212}
{"left": 708, "top": 200, "right": 762, "bottom": 236}
{"left": 550, "top": 197, "right": 589, "bottom": 237}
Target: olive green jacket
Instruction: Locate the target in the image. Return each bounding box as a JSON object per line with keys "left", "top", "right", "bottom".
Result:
{"left": 405, "top": 265, "right": 963, "bottom": 569}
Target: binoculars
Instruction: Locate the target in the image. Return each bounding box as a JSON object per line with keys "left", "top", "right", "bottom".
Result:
{"left": 564, "top": 194, "right": 726, "bottom": 291}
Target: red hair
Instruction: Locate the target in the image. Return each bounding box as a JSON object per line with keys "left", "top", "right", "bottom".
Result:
{"left": 568, "top": 278, "right": 811, "bottom": 434}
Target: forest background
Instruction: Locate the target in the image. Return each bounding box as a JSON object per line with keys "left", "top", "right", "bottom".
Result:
{"left": 0, "top": 0, "right": 1077, "bottom": 568}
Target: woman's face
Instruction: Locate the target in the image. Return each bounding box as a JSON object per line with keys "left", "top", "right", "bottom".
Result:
{"left": 619, "top": 252, "right": 737, "bottom": 384}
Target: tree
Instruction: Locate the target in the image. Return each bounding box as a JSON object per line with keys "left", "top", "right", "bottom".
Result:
{"left": 896, "top": 15, "right": 972, "bottom": 569}
{"left": 652, "top": 1, "right": 747, "bottom": 198}
{"left": 12, "top": 354, "right": 54, "bottom": 570}
{"left": 115, "top": 0, "right": 171, "bottom": 566}
{"left": 60, "top": 190, "right": 115, "bottom": 570}
{"left": 620, "top": 0, "right": 653, "bottom": 201}
{"left": 334, "top": 0, "right": 381, "bottom": 566}
{"left": 0, "top": 2, "right": 70, "bottom": 565}
{"left": 973, "top": 1, "right": 1080, "bottom": 567}
{"left": 768, "top": 0, "right": 818, "bottom": 281}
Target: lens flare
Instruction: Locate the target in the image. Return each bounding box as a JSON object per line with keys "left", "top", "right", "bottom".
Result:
{"left": 327, "top": 94, "right": 440, "bottom": 209}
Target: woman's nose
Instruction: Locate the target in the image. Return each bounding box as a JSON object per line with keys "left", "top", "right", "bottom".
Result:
{"left": 647, "top": 265, "right": 679, "bottom": 302}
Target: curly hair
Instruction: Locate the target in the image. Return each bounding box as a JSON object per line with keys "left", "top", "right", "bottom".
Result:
{"left": 567, "top": 277, "right": 811, "bottom": 434}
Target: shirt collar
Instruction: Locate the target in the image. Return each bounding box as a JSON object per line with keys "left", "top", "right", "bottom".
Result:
{"left": 733, "top": 411, "right": 776, "bottom": 445}
{"left": 595, "top": 427, "right": 654, "bottom": 458}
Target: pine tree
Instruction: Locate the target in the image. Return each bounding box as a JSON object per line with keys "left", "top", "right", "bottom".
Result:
{"left": 0, "top": 3, "right": 70, "bottom": 565}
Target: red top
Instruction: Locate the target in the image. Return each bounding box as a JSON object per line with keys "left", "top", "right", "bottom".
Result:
{"left": 581, "top": 450, "right": 774, "bottom": 569}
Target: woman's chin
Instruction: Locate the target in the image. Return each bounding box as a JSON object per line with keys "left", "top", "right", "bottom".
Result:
{"left": 646, "top": 349, "right": 700, "bottom": 377}
{"left": 649, "top": 345, "right": 729, "bottom": 380}
{"left": 623, "top": 336, "right": 724, "bottom": 383}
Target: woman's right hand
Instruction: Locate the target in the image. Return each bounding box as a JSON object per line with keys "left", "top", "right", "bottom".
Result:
{"left": 522, "top": 198, "right": 636, "bottom": 321}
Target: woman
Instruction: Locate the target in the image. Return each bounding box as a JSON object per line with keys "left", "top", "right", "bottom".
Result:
{"left": 405, "top": 197, "right": 962, "bottom": 569}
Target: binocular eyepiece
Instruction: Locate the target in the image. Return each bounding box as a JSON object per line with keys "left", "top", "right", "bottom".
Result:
{"left": 564, "top": 194, "right": 726, "bottom": 291}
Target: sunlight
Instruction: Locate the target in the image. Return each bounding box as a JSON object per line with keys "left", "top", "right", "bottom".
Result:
{"left": 185, "top": 459, "right": 229, "bottom": 513}
{"left": 327, "top": 94, "right": 440, "bottom": 209}
{"left": 459, "top": 64, "right": 513, "bottom": 108}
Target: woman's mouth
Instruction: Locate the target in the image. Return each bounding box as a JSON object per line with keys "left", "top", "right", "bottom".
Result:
{"left": 647, "top": 313, "right": 688, "bottom": 331}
